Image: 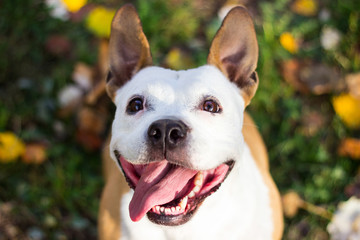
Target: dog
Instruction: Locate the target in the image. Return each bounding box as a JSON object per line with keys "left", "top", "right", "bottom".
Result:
{"left": 98, "top": 4, "right": 283, "bottom": 240}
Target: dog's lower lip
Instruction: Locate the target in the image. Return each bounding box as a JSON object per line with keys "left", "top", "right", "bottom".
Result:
{"left": 114, "top": 150, "right": 235, "bottom": 225}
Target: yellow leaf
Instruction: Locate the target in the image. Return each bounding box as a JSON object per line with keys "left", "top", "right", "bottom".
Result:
{"left": 333, "top": 94, "right": 360, "bottom": 129}
{"left": 0, "top": 132, "right": 25, "bottom": 163}
{"left": 291, "top": 0, "right": 318, "bottom": 17}
{"left": 86, "top": 7, "right": 116, "bottom": 38}
{"left": 61, "top": 0, "right": 87, "bottom": 13}
{"left": 280, "top": 32, "right": 299, "bottom": 54}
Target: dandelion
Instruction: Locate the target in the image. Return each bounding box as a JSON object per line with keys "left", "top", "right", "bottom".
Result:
{"left": 61, "top": 0, "right": 87, "bottom": 13}
{"left": 280, "top": 32, "right": 299, "bottom": 54}
{"left": 86, "top": 7, "right": 116, "bottom": 38}
{"left": 291, "top": 0, "right": 318, "bottom": 17}
{"left": 332, "top": 93, "right": 360, "bottom": 129}
{"left": 0, "top": 132, "right": 25, "bottom": 163}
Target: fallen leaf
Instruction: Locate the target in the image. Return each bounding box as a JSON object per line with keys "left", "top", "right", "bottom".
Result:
{"left": 299, "top": 63, "right": 343, "bottom": 95}
{"left": 281, "top": 60, "right": 345, "bottom": 94}
{"left": 338, "top": 138, "right": 360, "bottom": 160}
{"left": 45, "top": 34, "right": 71, "bottom": 56}
{"left": 281, "top": 59, "right": 310, "bottom": 94}
{"left": 76, "top": 130, "right": 102, "bottom": 151}
{"left": 21, "top": 143, "right": 47, "bottom": 164}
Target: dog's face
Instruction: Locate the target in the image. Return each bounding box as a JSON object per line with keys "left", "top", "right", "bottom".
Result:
{"left": 107, "top": 4, "right": 259, "bottom": 226}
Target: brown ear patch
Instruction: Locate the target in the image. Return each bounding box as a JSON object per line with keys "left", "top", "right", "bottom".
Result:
{"left": 208, "top": 6, "right": 259, "bottom": 106}
{"left": 107, "top": 4, "right": 152, "bottom": 101}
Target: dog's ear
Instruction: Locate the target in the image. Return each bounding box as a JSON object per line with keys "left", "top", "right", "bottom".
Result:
{"left": 208, "top": 7, "right": 259, "bottom": 107}
{"left": 106, "top": 4, "right": 152, "bottom": 101}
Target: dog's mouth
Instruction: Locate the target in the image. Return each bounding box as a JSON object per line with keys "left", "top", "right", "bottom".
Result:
{"left": 114, "top": 150, "right": 234, "bottom": 226}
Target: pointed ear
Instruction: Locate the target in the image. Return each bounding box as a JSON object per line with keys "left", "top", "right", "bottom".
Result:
{"left": 106, "top": 4, "right": 153, "bottom": 101}
{"left": 208, "top": 7, "right": 259, "bottom": 107}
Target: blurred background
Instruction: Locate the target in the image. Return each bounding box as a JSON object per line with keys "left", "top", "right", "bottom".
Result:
{"left": 0, "top": 0, "right": 359, "bottom": 239}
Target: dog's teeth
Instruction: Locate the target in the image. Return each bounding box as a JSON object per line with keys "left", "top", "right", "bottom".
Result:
{"left": 171, "top": 207, "right": 176, "bottom": 212}
{"left": 179, "top": 196, "right": 188, "bottom": 209}
{"left": 156, "top": 206, "right": 160, "bottom": 212}
{"left": 188, "top": 191, "right": 195, "bottom": 198}
{"left": 194, "top": 172, "right": 203, "bottom": 186}
{"left": 165, "top": 208, "right": 171, "bottom": 214}
{"left": 193, "top": 185, "right": 201, "bottom": 193}
{"left": 176, "top": 206, "right": 181, "bottom": 211}
{"left": 160, "top": 207, "right": 165, "bottom": 212}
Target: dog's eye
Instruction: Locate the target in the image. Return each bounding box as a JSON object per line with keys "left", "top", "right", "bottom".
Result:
{"left": 202, "top": 100, "right": 221, "bottom": 113}
{"left": 127, "top": 98, "right": 144, "bottom": 114}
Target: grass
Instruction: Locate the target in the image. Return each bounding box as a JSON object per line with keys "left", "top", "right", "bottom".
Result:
{"left": 0, "top": 0, "right": 359, "bottom": 239}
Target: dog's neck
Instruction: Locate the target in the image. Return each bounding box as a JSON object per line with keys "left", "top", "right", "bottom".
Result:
{"left": 119, "top": 142, "right": 273, "bottom": 240}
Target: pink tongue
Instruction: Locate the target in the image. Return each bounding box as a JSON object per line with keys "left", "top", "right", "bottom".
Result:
{"left": 129, "top": 160, "right": 197, "bottom": 221}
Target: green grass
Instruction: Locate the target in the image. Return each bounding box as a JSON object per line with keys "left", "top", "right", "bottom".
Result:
{"left": 0, "top": 0, "right": 359, "bottom": 239}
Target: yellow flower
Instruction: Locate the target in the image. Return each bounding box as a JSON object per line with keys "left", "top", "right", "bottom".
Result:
{"left": 86, "top": 7, "right": 116, "bottom": 38}
{"left": 0, "top": 132, "right": 25, "bottom": 163}
{"left": 61, "top": 0, "right": 87, "bottom": 13}
{"left": 332, "top": 94, "right": 360, "bottom": 129}
{"left": 280, "top": 32, "right": 299, "bottom": 54}
{"left": 291, "top": 0, "right": 318, "bottom": 17}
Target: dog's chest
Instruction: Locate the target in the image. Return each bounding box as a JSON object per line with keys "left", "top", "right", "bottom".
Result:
{"left": 119, "top": 145, "right": 273, "bottom": 240}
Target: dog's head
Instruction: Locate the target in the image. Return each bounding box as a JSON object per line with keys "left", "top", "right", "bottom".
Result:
{"left": 107, "top": 4, "right": 259, "bottom": 226}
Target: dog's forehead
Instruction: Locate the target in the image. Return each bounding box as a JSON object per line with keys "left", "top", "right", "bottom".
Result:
{"left": 115, "top": 65, "right": 240, "bottom": 105}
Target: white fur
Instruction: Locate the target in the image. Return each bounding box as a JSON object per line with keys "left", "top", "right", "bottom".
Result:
{"left": 109, "top": 65, "right": 273, "bottom": 239}
{"left": 110, "top": 65, "right": 245, "bottom": 169}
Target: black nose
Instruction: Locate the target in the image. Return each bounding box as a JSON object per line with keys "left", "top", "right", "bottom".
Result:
{"left": 147, "top": 119, "right": 188, "bottom": 149}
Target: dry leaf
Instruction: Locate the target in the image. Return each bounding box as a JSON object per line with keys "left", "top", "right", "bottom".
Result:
{"left": 21, "top": 143, "right": 47, "bottom": 164}
{"left": 281, "top": 59, "right": 310, "bottom": 94}
{"left": 76, "top": 130, "right": 102, "bottom": 151}
{"left": 281, "top": 60, "right": 345, "bottom": 94}
{"left": 282, "top": 191, "right": 303, "bottom": 218}
{"left": 338, "top": 138, "right": 360, "bottom": 160}
{"left": 45, "top": 34, "right": 71, "bottom": 56}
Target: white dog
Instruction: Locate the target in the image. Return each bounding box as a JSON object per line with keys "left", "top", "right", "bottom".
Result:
{"left": 98, "top": 4, "right": 283, "bottom": 240}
